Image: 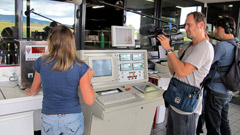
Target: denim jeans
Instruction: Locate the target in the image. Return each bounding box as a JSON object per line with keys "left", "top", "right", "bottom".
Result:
{"left": 196, "top": 88, "right": 208, "bottom": 135}
{"left": 41, "top": 112, "right": 84, "bottom": 135}
{"left": 205, "top": 88, "right": 232, "bottom": 135}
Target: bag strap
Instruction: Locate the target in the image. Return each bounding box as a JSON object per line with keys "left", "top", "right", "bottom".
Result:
{"left": 225, "top": 38, "right": 239, "bottom": 47}
{"left": 210, "top": 39, "right": 239, "bottom": 84}
{"left": 173, "top": 44, "right": 191, "bottom": 76}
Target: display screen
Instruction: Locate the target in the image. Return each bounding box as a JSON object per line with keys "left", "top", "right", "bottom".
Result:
{"left": 132, "top": 54, "right": 142, "bottom": 61}
{"left": 120, "top": 54, "right": 131, "bottom": 61}
{"left": 111, "top": 26, "right": 135, "bottom": 47}
{"left": 133, "top": 63, "right": 143, "bottom": 70}
{"left": 32, "top": 47, "right": 45, "bottom": 53}
{"left": 133, "top": 84, "right": 158, "bottom": 93}
{"left": 137, "top": 85, "right": 156, "bottom": 92}
{"left": 92, "top": 60, "right": 112, "bottom": 77}
{"left": 116, "top": 28, "right": 133, "bottom": 44}
{"left": 120, "top": 63, "right": 132, "bottom": 71}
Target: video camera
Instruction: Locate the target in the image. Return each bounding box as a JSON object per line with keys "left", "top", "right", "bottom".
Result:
{"left": 140, "top": 24, "right": 184, "bottom": 46}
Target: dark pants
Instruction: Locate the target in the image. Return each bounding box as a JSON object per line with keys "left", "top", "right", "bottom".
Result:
{"left": 196, "top": 89, "right": 207, "bottom": 135}
{"left": 205, "top": 88, "right": 232, "bottom": 135}
{"left": 166, "top": 107, "right": 198, "bottom": 135}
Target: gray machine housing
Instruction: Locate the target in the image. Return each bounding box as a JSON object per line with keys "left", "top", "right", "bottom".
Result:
{"left": 77, "top": 50, "right": 164, "bottom": 135}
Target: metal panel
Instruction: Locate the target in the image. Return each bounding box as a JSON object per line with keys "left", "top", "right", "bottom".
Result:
{"left": 17, "top": 40, "right": 48, "bottom": 89}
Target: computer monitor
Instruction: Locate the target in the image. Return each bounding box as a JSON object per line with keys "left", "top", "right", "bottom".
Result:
{"left": 111, "top": 26, "right": 135, "bottom": 48}
{"left": 88, "top": 56, "right": 114, "bottom": 83}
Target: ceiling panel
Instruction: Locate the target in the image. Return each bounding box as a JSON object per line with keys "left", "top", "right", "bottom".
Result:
{"left": 195, "top": 0, "right": 240, "bottom": 3}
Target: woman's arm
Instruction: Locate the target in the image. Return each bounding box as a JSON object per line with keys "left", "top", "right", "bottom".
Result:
{"left": 79, "top": 68, "right": 95, "bottom": 105}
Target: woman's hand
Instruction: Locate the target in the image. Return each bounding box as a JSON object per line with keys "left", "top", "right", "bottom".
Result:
{"left": 24, "top": 88, "right": 32, "bottom": 96}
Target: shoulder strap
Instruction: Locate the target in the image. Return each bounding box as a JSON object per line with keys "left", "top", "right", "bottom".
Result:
{"left": 225, "top": 38, "right": 239, "bottom": 47}
{"left": 173, "top": 44, "right": 191, "bottom": 76}
{"left": 211, "top": 39, "right": 239, "bottom": 83}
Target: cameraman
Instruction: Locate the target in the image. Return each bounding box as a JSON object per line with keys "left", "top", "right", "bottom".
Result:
{"left": 157, "top": 12, "right": 214, "bottom": 135}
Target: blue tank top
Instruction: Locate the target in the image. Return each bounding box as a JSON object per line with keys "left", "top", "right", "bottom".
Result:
{"left": 34, "top": 57, "right": 89, "bottom": 114}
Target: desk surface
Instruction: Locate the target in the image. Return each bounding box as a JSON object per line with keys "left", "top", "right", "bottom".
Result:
{"left": 0, "top": 81, "right": 43, "bottom": 99}
{"left": 0, "top": 81, "right": 43, "bottom": 116}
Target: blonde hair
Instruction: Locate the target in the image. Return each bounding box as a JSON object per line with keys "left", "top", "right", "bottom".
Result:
{"left": 42, "top": 25, "right": 83, "bottom": 71}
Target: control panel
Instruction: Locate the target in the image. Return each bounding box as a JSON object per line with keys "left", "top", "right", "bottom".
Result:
{"left": 117, "top": 53, "right": 145, "bottom": 82}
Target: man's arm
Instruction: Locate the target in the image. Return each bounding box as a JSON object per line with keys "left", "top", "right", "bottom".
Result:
{"left": 157, "top": 34, "right": 196, "bottom": 78}
{"left": 167, "top": 52, "right": 196, "bottom": 78}
{"left": 167, "top": 59, "right": 174, "bottom": 75}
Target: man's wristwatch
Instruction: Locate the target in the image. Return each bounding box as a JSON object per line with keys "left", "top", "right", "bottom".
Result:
{"left": 165, "top": 49, "right": 174, "bottom": 55}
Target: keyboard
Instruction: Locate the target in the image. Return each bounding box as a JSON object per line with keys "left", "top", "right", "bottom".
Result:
{"left": 97, "top": 92, "right": 136, "bottom": 105}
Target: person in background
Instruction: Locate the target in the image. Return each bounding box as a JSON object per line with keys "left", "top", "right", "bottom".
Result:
{"left": 205, "top": 16, "right": 239, "bottom": 135}
{"left": 25, "top": 25, "right": 95, "bottom": 135}
{"left": 43, "top": 21, "right": 58, "bottom": 40}
{"left": 157, "top": 11, "right": 214, "bottom": 135}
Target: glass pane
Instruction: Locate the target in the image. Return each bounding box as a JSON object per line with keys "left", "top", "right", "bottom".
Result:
{"left": 0, "top": 0, "right": 15, "bottom": 39}
{"left": 23, "top": 0, "right": 74, "bottom": 40}
{"left": 126, "top": 0, "right": 155, "bottom": 48}
{"left": 0, "top": 0, "right": 15, "bottom": 65}
{"left": 85, "top": 0, "right": 124, "bottom": 49}
{"left": 161, "top": 0, "right": 202, "bottom": 49}
{"left": 207, "top": 3, "right": 236, "bottom": 44}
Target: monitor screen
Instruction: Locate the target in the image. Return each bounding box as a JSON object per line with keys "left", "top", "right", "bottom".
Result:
{"left": 92, "top": 60, "right": 112, "bottom": 77}
{"left": 133, "top": 84, "right": 158, "bottom": 93}
{"left": 132, "top": 63, "right": 143, "bottom": 70}
{"left": 132, "top": 53, "right": 143, "bottom": 61}
{"left": 111, "top": 26, "right": 135, "bottom": 48}
{"left": 89, "top": 56, "right": 114, "bottom": 83}
{"left": 120, "top": 63, "right": 132, "bottom": 71}
{"left": 119, "top": 54, "right": 131, "bottom": 61}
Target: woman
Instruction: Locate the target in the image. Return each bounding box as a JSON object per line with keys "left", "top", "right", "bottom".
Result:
{"left": 25, "top": 25, "right": 95, "bottom": 135}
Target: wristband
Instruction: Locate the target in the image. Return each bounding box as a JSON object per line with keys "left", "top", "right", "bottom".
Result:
{"left": 165, "top": 49, "right": 174, "bottom": 55}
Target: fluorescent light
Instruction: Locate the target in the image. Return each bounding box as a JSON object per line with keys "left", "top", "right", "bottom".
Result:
{"left": 228, "top": 5, "right": 233, "bottom": 8}
{"left": 92, "top": 5, "right": 105, "bottom": 9}
{"left": 176, "top": 6, "right": 183, "bottom": 9}
{"left": 146, "top": 0, "right": 154, "bottom": 2}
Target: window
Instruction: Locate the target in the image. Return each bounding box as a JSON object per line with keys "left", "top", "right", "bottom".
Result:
{"left": 23, "top": 0, "right": 74, "bottom": 40}
{"left": 126, "top": 0, "right": 155, "bottom": 48}
{"left": 161, "top": 0, "right": 202, "bottom": 49}
{"left": 0, "top": 0, "right": 15, "bottom": 40}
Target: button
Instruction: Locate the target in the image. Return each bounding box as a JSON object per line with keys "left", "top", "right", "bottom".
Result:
{"left": 125, "top": 88, "right": 131, "bottom": 91}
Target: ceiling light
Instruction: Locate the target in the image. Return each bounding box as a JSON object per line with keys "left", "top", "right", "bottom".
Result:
{"left": 92, "top": 5, "right": 105, "bottom": 9}
{"left": 228, "top": 5, "right": 233, "bottom": 8}
{"left": 176, "top": 6, "right": 183, "bottom": 9}
{"left": 146, "top": 0, "right": 154, "bottom": 2}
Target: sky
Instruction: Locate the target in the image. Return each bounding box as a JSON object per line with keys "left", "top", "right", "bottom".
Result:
{"left": 0, "top": 0, "right": 75, "bottom": 25}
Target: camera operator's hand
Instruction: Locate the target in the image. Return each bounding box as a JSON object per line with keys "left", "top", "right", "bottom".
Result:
{"left": 157, "top": 34, "right": 171, "bottom": 51}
